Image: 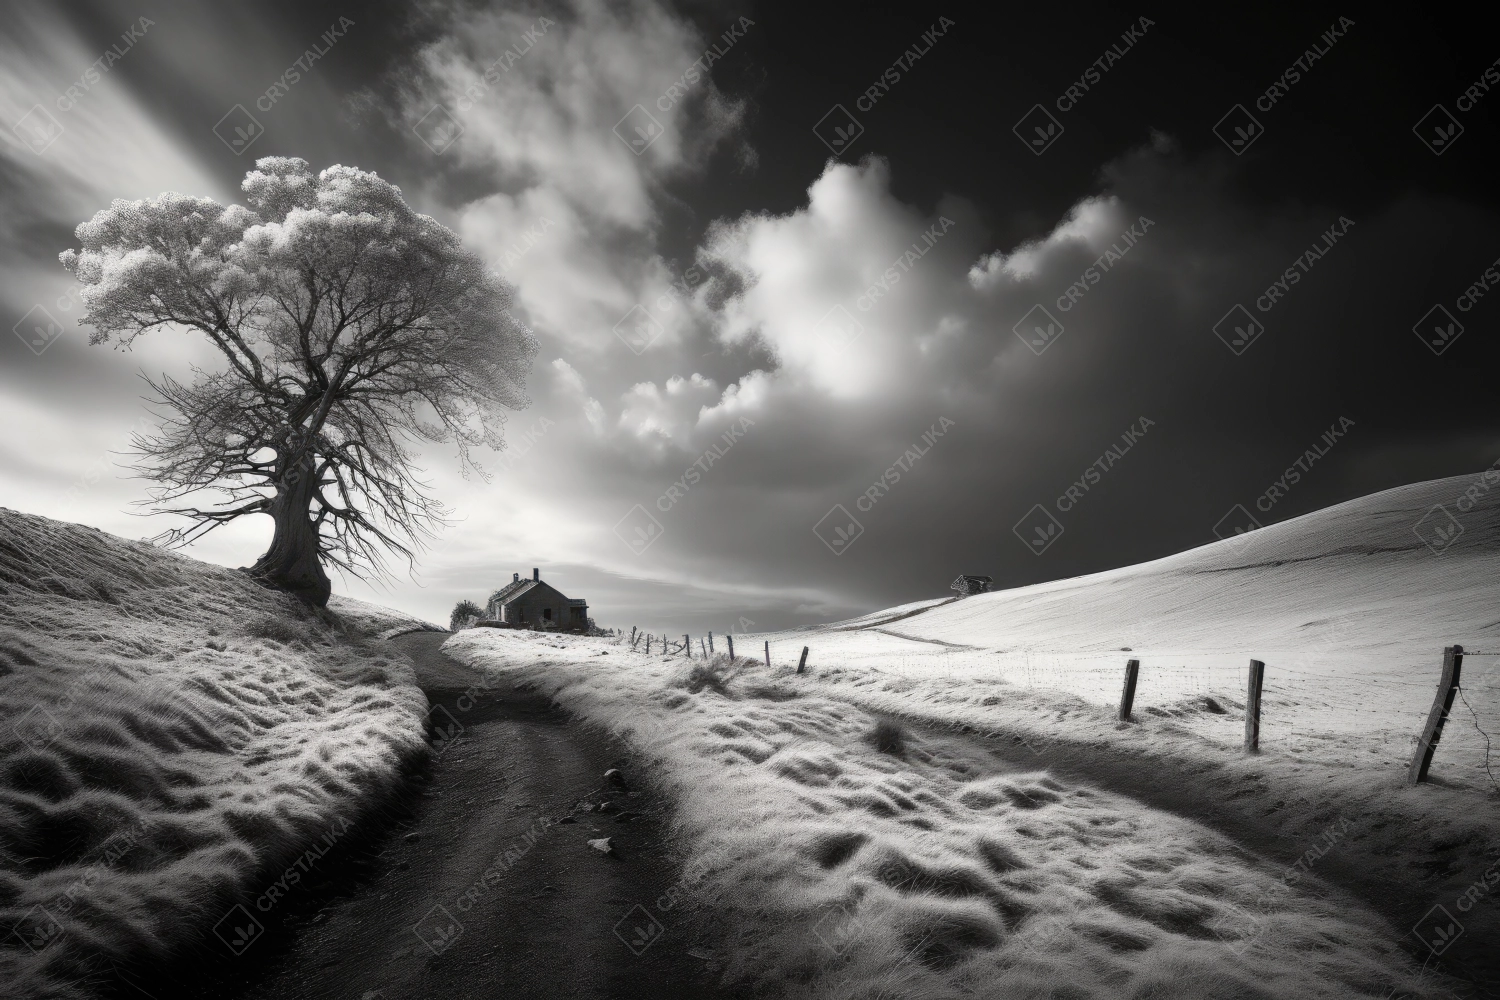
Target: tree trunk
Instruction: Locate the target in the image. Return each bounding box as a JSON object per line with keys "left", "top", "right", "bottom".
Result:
{"left": 250, "top": 461, "right": 330, "bottom": 606}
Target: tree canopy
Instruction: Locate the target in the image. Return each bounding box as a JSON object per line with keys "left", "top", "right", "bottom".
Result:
{"left": 61, "top": 157, "right": 537, "bottom": 602}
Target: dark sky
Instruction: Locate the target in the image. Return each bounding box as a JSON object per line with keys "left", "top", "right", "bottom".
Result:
{"left": 3, "top": 2, "right": 1498, "bottom": 632}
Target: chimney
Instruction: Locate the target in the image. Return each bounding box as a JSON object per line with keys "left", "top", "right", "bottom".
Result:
{"left": 513, "top": 572, "right": 519, "bottom": 582}
{"left": 532, "top": 567, "right": 539, "bottom": 581}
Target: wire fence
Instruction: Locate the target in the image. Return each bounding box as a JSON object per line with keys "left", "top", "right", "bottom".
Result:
{"left": 614, "top": 622, "right": 1499, "bottom": 791}
{"left": 733, "top": 633, "right": 1500, "bottom": 793}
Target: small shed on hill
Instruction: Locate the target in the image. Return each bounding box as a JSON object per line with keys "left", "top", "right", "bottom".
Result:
{"left": 486, "top": 568, "right": 589, "bottom": 629}
{"left": 951, "top": 574, "right": 993, "bottom": 597}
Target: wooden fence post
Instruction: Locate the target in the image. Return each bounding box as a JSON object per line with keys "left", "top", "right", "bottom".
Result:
{"left": 700, "top": 638, "right": 707, "bottom": 657}
{"left": 797, "top": 646, "right": 809, "bottom": 674}
{"left": 764, "top": 640, "right": 770, "bottom": 667}
{"left": 708, "top": 632, "right": 715, "bottom": 654}
{"left": 1244, "top": 659, "right": 1265, "bottom": 752}
{"left": 1408, "top": 645, "right": 1464, "bottom": 785}
{"left": 727, "top": 634, "right": 735, "bottom": 660}
{"left": 630, "top": 626, "right": 637, "bottom": 646}
{"left": 1118, "top": 658, "right": 1140, "bottom": 722}
{"left": 684, "top": 634, "right": 691, "bottom": 658}
{"left": 645, "top": 635, "right": 651, "bottom": 654}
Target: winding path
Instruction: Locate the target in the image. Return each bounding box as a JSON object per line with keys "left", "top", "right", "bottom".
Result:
{"left": 209, "top": 631, "right": 732, "bottom": 1000}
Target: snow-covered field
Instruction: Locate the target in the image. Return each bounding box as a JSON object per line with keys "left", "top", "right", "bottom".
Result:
{"left": 8, "top": 470, "right": 1487, "bottom": 998}
{"left": 446, "top": 474, "right": 1500, "bottom": 998}
{"left": 447, "top": 628, "right": 1453, "bottom": 1000}
{"left": 0, "top": 509, "right": 427, "bottom": 999}
{"left": 757, "top": 474, "right": 1500, "bottom": 785}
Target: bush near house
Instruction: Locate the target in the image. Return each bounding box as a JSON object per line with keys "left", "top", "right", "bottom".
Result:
{"left": 450, "top": 600, "right": 483, "bottom": 632}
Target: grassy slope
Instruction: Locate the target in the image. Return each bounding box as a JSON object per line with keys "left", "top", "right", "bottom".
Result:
{"left": 0, "top": 509, "right": 427, "bottom": 999}
{"left": 739, "top": 474, "right": 1500, "bottom": 983}
{"left": 445, "top": 476, "right": 1500, "bottom": 998}
{"left": 765, "top": 474, "right": 1500, "bottom": 775}
{"left": 325, "top": 594, "right": 447, "bottom": 639}
{"left": 446, "top": 630, "right": 1452, "bottom": 1000}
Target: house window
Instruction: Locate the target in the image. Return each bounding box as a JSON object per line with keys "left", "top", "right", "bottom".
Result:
{"left": 543, "top": 608, "right": 552, "bottom": 621}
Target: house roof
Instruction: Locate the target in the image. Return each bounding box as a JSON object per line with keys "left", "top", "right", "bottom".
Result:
{"left": 487, "top": 579, "right": 537, "bottom": 606}
{"left": 489, "top": 579, "right": 587, "bottom": 609}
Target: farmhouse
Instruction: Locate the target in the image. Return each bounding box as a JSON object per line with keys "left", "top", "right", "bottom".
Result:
{"left": 485, "top": 568, "right": 589, "bottom": 629}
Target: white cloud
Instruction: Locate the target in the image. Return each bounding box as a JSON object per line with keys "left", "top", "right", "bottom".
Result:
{"left": 0, "top": 9, "right": 224, "bottom": 212}
{"left": 703, "top": 157, "right": 981, "bottom": 400}
{"left": 409, "top": 0, "right": 741, "bottom": 226}
{"left": 550, "top": 357, "right": 606, "bottom": 434}
{"left": 404, "top": 0, "right": 747, "bottom": 358}
{"left": 0, "top": 5, "right": 225, "bottom": 340}
{"left": 617, "top": 373, "right": 722, "bottom": 449}
{"left": 968, "top": 196, "right": 1124, "bottom": 286}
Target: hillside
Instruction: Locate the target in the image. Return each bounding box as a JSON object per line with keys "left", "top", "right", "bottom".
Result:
{"left": 729, "top": 474, "right": 1500, "bottom": 990}
{"left": 446, "top": 626, "right": 1460, "bottom": 999}
{"left": 760, "top": 473, "right": 1500, "bottom": 781}
{"left": 325, "top": 594, "right": 447, "bottom": 639}
{"left": 872, "top": 472, "right": 1497, "bottom": 666}
{"left": 430, "top": 477, "right": 1500, "bottom": 998}
{"left": 0, "top": 509, "right": 428, "bottom": 999}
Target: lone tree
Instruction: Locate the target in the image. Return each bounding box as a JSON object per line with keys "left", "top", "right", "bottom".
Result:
{"left": 61, "top": 158, "right": 536, "bottom": 605}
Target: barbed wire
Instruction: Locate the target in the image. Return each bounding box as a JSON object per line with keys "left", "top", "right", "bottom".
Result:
{"left": 1456, "top": 686, "right": 1499, "bottom": 794}
{"left": 805, "top": 654, "right": 1500, "bottom": 781}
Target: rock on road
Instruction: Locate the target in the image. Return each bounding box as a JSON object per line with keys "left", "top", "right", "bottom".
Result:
{"left": 207, "top": 631, "right": 733, "bottom": 1000}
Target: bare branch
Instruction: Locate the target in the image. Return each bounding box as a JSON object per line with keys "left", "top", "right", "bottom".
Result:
{"left": 61, "top": 157, "right": 536, "bottom": 597}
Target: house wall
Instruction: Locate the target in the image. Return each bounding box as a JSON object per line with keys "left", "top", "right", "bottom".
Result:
{"left": 500, "top": 582, "right": 572, "bottom": 625}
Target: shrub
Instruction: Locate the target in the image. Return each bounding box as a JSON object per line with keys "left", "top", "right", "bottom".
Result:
{"left": 450, "top": 600, "right": 483, "bottom": 631}
{"left": 867, "top": 718, "right": 908, "bottom": 756}
{"left": 672, "top": 654, "right": 741, "bottom": 696}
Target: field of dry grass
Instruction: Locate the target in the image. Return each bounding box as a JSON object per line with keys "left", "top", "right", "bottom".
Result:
{"left": 325, "top": 593, "right": 447, "bottom": 639}
{"left": 446, "top": 628, "right": 1451, "bottom": 1000}
{"left": 0, "top": 509, "right": 427, "bottom": 999}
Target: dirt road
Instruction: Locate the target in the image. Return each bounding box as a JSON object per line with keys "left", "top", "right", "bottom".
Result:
{"left": 204, "top": 631, "right": 734, "bottom": 1000}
